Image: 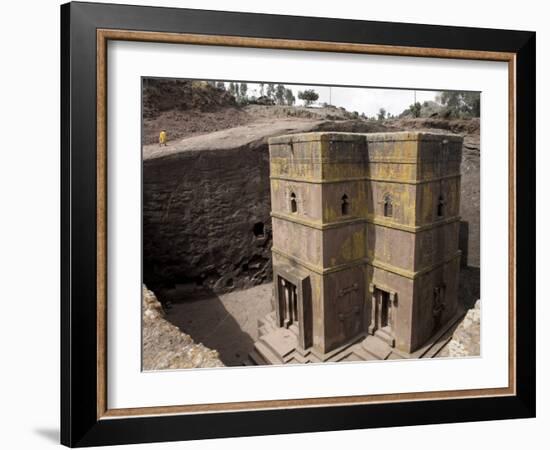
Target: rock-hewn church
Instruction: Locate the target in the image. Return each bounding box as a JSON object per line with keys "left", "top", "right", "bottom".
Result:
{"left": 251, "top": 131, "right": 464, "bottom": 363}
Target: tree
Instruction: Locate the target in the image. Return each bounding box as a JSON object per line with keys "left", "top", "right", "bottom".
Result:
{"left": 409, "top": 102, "right": 422, "bottom": 118}
{"left": 259, "top": 83, "right": 265, "bottom": 96}
{"left": 284, "top": 88, "right": 296, "bottom": 106}
{"left": 298, "top": 89, "right": 319, "bottom": 106}
{"left": 239, "top": 83, "right": 248, "bottom": 102}
{"left": 266, "top": 83, "right": 276, "bottom": 100}
{"left": 275, "top": 84, "right": 286, "bottom": 105}
{"left": 216, "top": 81, "right": 225, "bottom": 90}
{"left": 377, "top": 108, "right": 387, "bottom": 121}
{"left": 437, "top": 91, "right": 480, "bottom": 117}
{"left": 463, "top": 92, "right": 480, "bottom": 117}
{"left": 229, "top": 82, "right": 250, "bottom": 105}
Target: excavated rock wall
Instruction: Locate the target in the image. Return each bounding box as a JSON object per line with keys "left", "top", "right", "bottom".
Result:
{"left": 143, "top": 144, "right": 273, "bottom": 294}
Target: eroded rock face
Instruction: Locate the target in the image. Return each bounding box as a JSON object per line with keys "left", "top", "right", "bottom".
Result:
{"left": 143, "top": 144, "right": 273, "bottom": 294}
{"left": 459, "top": 134, "right": 480, "bottom": 267}
{"left": 142, "top": 286, "right": 223, "bottom": 370}
{"left": 438, "top": 300, "right": 481, "bottom": 358}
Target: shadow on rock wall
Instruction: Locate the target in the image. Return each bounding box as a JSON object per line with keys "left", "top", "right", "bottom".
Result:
{"left": 156, "top": 286, "right": 259, "bottom": 366}
{"left": 143, "top": 144, "right": 273, "bottom": 295}
{"left": 458, "top": 266, "right": 480, "bottom": 311}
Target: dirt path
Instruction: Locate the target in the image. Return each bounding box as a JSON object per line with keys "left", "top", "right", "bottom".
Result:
{"left": 143, "top": 118, "right": 325, "bottom": 160}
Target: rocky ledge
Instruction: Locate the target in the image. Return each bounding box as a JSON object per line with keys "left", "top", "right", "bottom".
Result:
{"left": 142, "top": 286, "right": 224, "bottom": 370}
{"left": 438, "top": 300, "right": 481, "bottom": 358}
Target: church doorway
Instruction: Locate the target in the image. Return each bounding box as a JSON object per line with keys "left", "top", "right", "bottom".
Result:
{"left": 274, "top": 271, "right": 313, "bottom": 350}
{"left": 278, "top": 277, "right": 298, "bottom": 328}
{"left": 370, "top": 286, "right": 396, "bottom": 346}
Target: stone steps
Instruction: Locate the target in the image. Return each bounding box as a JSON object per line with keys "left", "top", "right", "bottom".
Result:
{"left": 247, "top": 348, "right": 268, "bottom": 365}
{"left": 253, "top": 340, "right": 284, "bottom": 365}
{"left": 361, "top": 335, "right": 393, "bottom": 360}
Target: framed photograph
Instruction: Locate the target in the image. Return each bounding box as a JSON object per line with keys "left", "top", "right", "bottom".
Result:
{"left": 61, "top": 1, "right": 535, "bottom": 447}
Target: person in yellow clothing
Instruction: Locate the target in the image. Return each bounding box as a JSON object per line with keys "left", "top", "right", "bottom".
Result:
{"left": 159, "top": 129, "right": 167, "bottom": 147}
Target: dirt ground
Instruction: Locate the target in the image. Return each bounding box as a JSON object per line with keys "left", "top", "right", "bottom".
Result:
{"left": 142, "top": 108, "right": 251, "bottom": 145}
{"left": 142, "top": 104, "right": 375, "bottom": 145}
{"left": 159, "top": 284, "right": 273, "bottom": 366}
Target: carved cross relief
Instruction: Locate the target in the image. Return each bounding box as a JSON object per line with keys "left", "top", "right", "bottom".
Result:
{"left": 337, "top": 283, "right": 361, "bottom": 334}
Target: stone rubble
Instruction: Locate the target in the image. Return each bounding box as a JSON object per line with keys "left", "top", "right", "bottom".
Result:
{"left": 142, "top": 285, "right": 224, "bottom": 370}
{"left": 438, "top": 299, "right": 480, "bottom": 358}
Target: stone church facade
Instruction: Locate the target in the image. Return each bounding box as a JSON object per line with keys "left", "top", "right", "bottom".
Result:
{"left": 251, "top": 131, "right": 464, "bottom": 364}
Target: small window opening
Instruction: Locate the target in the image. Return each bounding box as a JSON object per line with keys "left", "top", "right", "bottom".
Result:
{"left": 290, "top": 192, "right": 297, "bottom": 213}
{"left": 437, "top": 195, "right": 445, "bottom": 217}
{"left": 253, "top": 222, "right": 265, "bottom": 238}
{"left": 383, "top": 194, "right": 393, "bottom": 217}
{"left": 341, "top": 194, "right": 350, "bottom": 215}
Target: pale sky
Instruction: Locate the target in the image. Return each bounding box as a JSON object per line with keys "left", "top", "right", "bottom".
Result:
{"left": 225, "top": 81, "right": 439, "bottom": 117}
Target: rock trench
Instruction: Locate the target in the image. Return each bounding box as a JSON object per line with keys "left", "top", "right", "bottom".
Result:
{"left": 143, "top": 119, "right": 479, "bottom": 295}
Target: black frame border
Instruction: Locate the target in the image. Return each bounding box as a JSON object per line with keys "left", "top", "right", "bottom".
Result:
{"left": 61, "top": 2, "right": 535, "bottom": 447}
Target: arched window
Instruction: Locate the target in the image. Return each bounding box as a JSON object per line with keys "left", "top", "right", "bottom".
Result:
{"left": 437, "top": 195, "right": 445, "bottom": 218}
{"left": 383, "top": 194, "right": 393, "bottom": 217}
{"left": 341, "top": 194, "right": 349, "bottom": 215}
{"left": 290, "top": 192, "right": 297, "bottom": 213}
